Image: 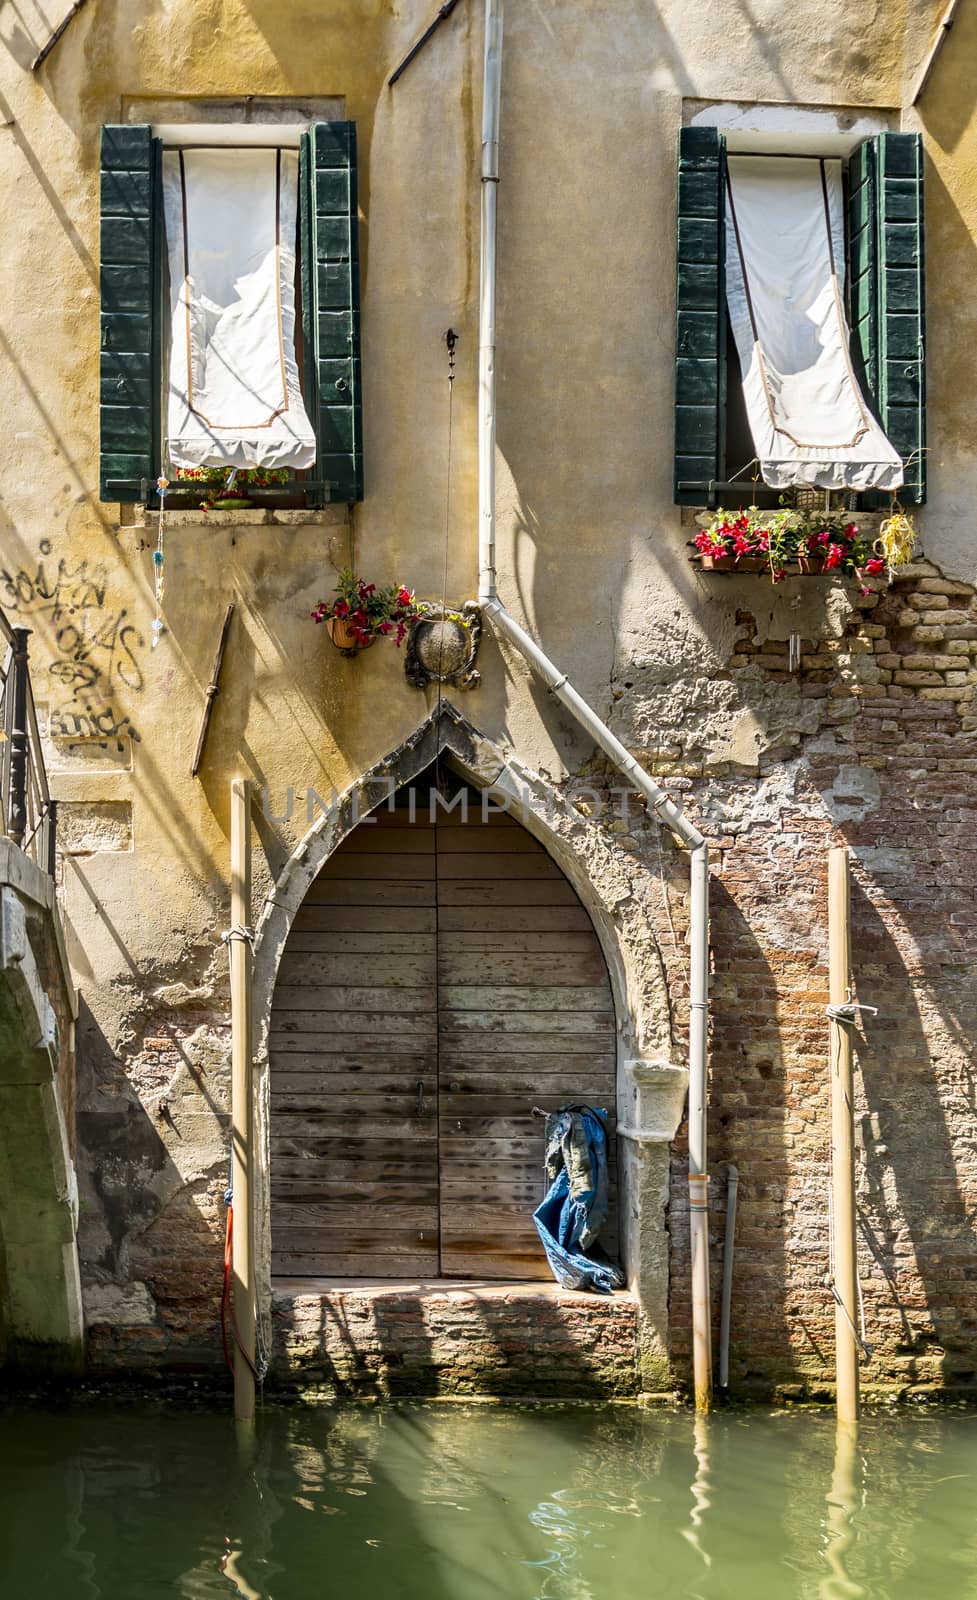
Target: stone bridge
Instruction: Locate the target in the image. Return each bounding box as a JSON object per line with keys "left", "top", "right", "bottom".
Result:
{"left": 0, "top": 838, "right": 81, "bottom": 1373}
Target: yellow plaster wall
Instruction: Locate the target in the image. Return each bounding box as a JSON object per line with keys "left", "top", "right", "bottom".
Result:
{"left": 0, "top": 0, "right": 967, "bottom": 1031}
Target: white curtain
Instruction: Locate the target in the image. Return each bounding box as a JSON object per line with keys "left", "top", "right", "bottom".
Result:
{"left": 163, "top": 148, "right": 316, "bottom": 471}
{"left": 725, "top": 155, "right": 903, "bottom": 492}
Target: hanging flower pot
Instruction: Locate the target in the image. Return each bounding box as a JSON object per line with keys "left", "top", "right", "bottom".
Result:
{"left": 312, "top": 572, "right": 420, "bottom": 656}
{"left": 797, "top": 554, "right": 826, "bottom": 575}
{"left": 325, "top": 616, "right": 376, "bottom": 654}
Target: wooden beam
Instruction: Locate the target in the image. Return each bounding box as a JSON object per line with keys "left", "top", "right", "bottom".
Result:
{"left": 828, "top": 847, "right": 859, "bottom": 1424}
{"left": 190, "top": 604, "right": 235, "bottom": 777}
{"left": 910, "top": 0, "right": 962, "bottom": 105}
{"left": 230, "top": 779, "right": 256, "bottom": 1422}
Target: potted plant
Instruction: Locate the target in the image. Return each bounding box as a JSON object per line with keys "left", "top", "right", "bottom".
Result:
{"left": 311, "top": 570, "right": 420, "bottom": 654}
{"left": 690, "top": 504, "right": 911, "bottom": 589}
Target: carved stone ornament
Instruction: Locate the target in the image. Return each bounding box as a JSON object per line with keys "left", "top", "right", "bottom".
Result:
{"left": 405, "top": 603, "right": 482, "bottom": 690}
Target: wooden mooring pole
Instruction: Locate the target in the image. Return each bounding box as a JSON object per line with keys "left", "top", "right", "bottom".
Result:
{"left": 828, "top": 847, "right": 859, "bottom": 1424}
{"left": 230, "top": 778, "right": 256, "bottom": 1422}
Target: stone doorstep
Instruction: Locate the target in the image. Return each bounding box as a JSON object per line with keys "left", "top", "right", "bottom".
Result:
{"left": 272, "top": 1277, "right": 637, "bottom": 1305}
{"left": 270, "top": 1279, "right": 640, "bottom": 1392}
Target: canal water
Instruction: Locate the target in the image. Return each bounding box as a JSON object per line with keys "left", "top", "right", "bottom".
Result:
{"left": 1, "top": 1401, "right": 975, "bottom": 1598}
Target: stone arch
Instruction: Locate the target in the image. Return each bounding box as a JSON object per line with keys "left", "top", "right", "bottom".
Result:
{"left": 252, "top": 705, "right": 688, "bottom": 1383}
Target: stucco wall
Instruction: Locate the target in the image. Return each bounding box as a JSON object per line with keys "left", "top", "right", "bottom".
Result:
{"left": 1, "top": 0, "right": 974, "bottom": 1391}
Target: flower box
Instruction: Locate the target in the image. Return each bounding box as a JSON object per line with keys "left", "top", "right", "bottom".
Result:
{"left": 689, "top": 505, "right": 912, "bottom": 589}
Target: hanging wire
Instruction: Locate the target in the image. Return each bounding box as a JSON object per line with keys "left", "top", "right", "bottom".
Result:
{"left": 434, "top": 329, "right": 457, "bottom": 725}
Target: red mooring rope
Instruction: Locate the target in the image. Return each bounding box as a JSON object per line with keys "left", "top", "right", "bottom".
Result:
{"left": 220, "top": 1204, "right": 260, "bottom": 1383}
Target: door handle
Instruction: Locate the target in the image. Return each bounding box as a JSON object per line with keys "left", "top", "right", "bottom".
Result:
{"left": 416, "top": 1079, "right": 425, "bottom": 1115}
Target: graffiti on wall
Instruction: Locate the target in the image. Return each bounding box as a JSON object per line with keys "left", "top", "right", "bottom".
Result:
{"left": 0, "top": 541, "right": 143, "bottom": 743}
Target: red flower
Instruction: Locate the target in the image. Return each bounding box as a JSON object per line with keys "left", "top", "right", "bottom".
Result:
{"left": 378, "top": 620, "right": 394, "bottom": 635}
{"left": 818, "top": 529, "right": 831, "bottom": 546}
{"left": 397, "top": 587, "right": 413, "bottom": 607}
{"left": 335, "top": 599, "right": 350, "bottom": 618}
{"left": 864, "top": 557, "right": 885, "bottom": 576}
{"left": 824, "top": 544, "right": 843, "bottom": 570}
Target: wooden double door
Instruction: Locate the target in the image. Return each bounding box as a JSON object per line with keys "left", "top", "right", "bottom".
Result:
{"left": 270, "top": 780, "right": 617, "bottom": 1280}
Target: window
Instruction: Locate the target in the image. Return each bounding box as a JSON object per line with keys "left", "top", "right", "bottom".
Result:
{"left": 99, "top": 122, "right": 363, "bottom": 507}
{"left": 674, "top": 125, "right": 925, "bottom": 508}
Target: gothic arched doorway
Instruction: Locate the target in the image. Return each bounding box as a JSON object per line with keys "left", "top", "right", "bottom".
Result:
{"left": 269, "top": 763, "right": 618, "bottom": 1280}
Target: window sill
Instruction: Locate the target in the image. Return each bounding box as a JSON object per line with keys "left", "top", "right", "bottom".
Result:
{"left": 120, "top": 505, "right": 350, "bottom": 531}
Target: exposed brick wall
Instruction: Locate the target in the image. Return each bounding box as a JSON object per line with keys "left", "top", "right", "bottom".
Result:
{"left": 271, "top": 1283, "right": 640, "bottom": 1398}
{"left": 661, "top": 561, "right": 977, "bottom": 1399}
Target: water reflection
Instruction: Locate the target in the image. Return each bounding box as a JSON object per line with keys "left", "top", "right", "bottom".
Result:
{"left": 820, "top": 1422, "right": 863, "bottom": 1600}
{"left": 0, "top": 1402, "right": 976, "bottom": 1598}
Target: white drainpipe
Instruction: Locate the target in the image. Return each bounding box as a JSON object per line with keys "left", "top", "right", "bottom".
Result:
{"left": 476, "top": 0, "right": 713, "bottom": 1409}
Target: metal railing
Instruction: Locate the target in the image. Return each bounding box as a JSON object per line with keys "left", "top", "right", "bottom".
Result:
{"left": 0, "top": 611, "right": 56, "bottom": 876}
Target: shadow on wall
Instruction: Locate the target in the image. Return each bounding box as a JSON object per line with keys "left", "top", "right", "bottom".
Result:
{"left": 850, "top": 876, "right": 977, "bottom": 1383}
{"left": 272, "top": 1286, "right": 640, "bottom": 1399}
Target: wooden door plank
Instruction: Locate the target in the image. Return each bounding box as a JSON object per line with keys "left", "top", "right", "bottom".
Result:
{"left": 292, "top": 905, "right": 438, "bottom": 933}
{"left": 437, "top": 1050, "right": 614, "bottom": 1074}
{"left": 316, "top": 852, "right": 436, "bottom": 880}
{"left": 272, "top": 1251, "right": 440, "bottom": 1278}
{"left": 439, "top": 983, "right": 613, "bottom": 1013}
{"left": 443, "top": 931, "right": 600, "bottom": 952}
{"left": 340, "top": 828, "right": 436, "bottom": 853}
{"left": 436, "top": 853, "right": 563, "bottom": 880}
{"left": 437, "top": 880, "right": 579, "bottom": 906}
{"left": 274, "top": 1070, "right": 438, "bottom": 1095}
{"left": 438, "top": 1011, "right": 614, "bottom": 1034}
{"left": 272, "top": 1202, "right": 439, "bottom": 1232}
{"left": 273, "top": 1179, "right": 438, "bottom": 1203}
{"left": 438, "top": 951, "right": 609, "bottom": 986}
{"left": 273, "top": 1112, "right": 437, "bottom": 1141}
{"left": 437, "top": 828, "right": 543, "bottom": 854}
{"left": 272, "top": 1010, "right": 437, "bottom": 1036}
{"left": 435, "top": 809, "right": 521, "bottom": 827}
{"left": 436, "top": 1030, "right": 615, "bottom": 1055}
{"left": 304, "top": 879, "right": 437, "bottom": 906}
{"left": 273, "top": 983, "right": 435, "bottom": 1013}
{"left": 438, "top": 906, "right": 593, "bottom": 931}
{"left": 278, "top": 952, "right": 437, "bottom": 986}
{"left": 270, "top": 1039, "right": 437, "bottom": 1061}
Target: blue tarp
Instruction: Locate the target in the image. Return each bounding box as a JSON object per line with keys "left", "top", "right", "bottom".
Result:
{"left": 532, "top": 1103, "right": 625, "bottom": 1295}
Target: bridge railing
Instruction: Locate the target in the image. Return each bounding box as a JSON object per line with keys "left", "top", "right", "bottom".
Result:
{"left": 0, "top": 610, "right": 56, "bottom": 876}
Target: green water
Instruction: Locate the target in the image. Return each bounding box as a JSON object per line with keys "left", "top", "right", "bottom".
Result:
{"left": 1, "top": 1402, "right": 976, "bottom": 1599}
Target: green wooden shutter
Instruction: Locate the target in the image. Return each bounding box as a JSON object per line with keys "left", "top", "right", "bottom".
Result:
{"left": 99, "top": 125, "right": 160, "bottom": 503}
{"left": 301, "top": 122, "right": 363, "bottom": 504}
{"left": 848, "top": 132, "right": 926, "bottom": 505}
{"left": 674, "top": 126, "right": 727, "bottom": 505}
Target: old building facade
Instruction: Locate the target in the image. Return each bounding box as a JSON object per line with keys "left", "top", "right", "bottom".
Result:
{"left": 1, "top": 0, "right": 975, "bottom": 1399}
